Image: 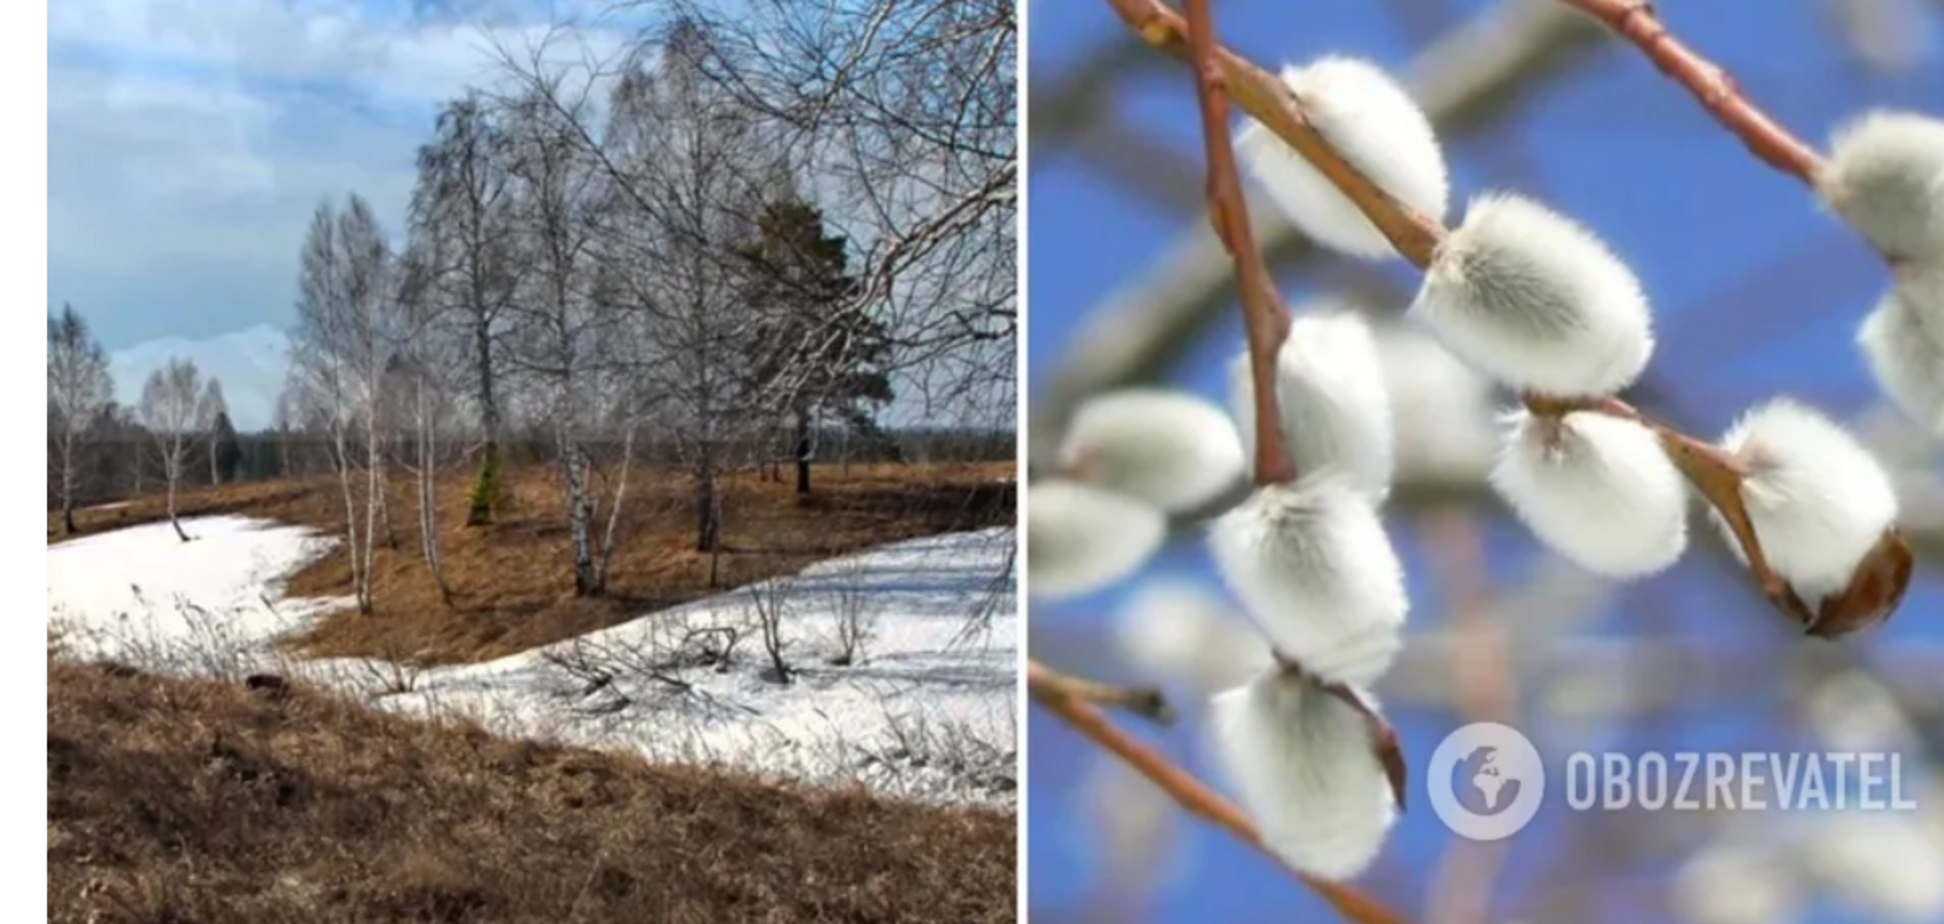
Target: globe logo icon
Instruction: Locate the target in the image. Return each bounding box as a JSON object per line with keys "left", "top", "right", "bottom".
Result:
{"left": 1427, "top": 722, "right": 1545, "bottom": 841}
{"left": 1452, "top": 746, "right": 1523, "bottom": 816}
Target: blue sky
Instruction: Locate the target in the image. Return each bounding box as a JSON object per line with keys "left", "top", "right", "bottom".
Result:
{"left": 46, "top": 0, "right": 631, "bottom": 426}
{"left": 1026, "top": 1, "right": 1944, "bottom": 922}
{"left": 46, "top": 0, "right": 1009, "bottom": 432}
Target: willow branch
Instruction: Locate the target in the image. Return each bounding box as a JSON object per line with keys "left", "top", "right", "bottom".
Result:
{"left": 1103, "top": 0, "right": 1447, "bottom": 266}
{"left": 1028, "top": 660, "right": 1410, "bottom": 924}
{"left": 1171, "top": 0, "right": 1296, "bottom": 485}
{"left": 1548, "top": 0, "right": 1825, "bottom": 184}
{"left": 1030, "top": 0, "right": 1604, "bottom": 464}
{"left": 1031, "top": 660, "right": 1176, "bottom": 724}
{"left": 1095, "top": 0, "right": 1913, "bottom": 631}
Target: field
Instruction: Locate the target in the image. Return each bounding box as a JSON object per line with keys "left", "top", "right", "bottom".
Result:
{"left": 46, "top": 658, "right": 1016, "bottom": 924}
{"left": 50, "top": 461, "right": 1014, "bottom": 664}
{"left": 48, "top": 458, "right": 1020, "bottom": 918}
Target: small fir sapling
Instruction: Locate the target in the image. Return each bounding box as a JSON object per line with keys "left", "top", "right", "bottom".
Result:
{"left": 1235, "top": 56, "right": 1449, "bottom": 260}
{"left": 1227, "top": 309, "right": 1396, "bottom": 501}
{"left": 1206, "top": 476, "right": 1409, "bottom": 688}
{"left": 1205, "top": 668, "right": 1398, "bottom": 881}
{"left": 1817, "top": 110, "right": 1944, "bottom": 263}
{"left": 1490, "top": 408, "right": 1691, "bottom": 578}
{"left": 1059, "top": 388, "right": 1247, "bottom": 513}
{"left": 1028, "top": 479, "right": 1167, "bottom": 600}
{"left": 1710, "top": 399, "right": 1901, "bottom": 614}
{"left": 1412, "top": 193, "right": 1656, "bottom": 398}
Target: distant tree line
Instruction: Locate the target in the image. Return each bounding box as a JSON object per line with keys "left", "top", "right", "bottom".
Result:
{"left": 46, "top": 304, "right": 244, "bottom": 538}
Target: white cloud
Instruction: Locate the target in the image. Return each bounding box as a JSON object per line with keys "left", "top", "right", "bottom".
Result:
{"left": 110, "top": 324, "right": 292, "bottom": 431}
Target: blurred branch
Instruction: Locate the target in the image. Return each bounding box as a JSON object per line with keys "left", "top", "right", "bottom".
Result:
{"left": 1027, "top": 659, "right": 1412, "bottom": 924}
{"left": 1031, "top": 0, "right": 1607, "bottom": 461}
{"left": 1032, "top": 660, "right": 1176, "bottom": 723}
{"left": 1548, "top": 0, "right": 1825, "bottom": 183}
{"left": 1419, "top": 512, "right": 1514, "bottom": 924}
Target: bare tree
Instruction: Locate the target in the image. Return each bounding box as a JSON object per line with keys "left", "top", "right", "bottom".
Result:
{"left": 46, "top": 304, "right": 113, "bottom": 535}
{"left": 195, "top": 378, "right": 231, "bottom": 486}
{"left": 410, "top": 93, "right": 521, "bottom": 526}
{"left": 137, "top": 357, "right": 201, "bottom": 543}
{"left": 666, "top": 0, "right": 1019, "bottom": 421}
{"left": 747, "top": 578, "right": 793, "bottom": 685}
{"left": 497, "top": 83, "right": 617, "bottom": 596}
{"left": 291, "top": 194, "right": 395, "bottom": 614}
{"left": 387, "top": 246, "right": 460, "bottom": 604}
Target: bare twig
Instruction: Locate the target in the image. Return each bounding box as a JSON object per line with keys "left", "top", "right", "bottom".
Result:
{"left": 1029, "top": 660, "right": 1176, "bottom": 724}
{"left": 1101, "top": 0, "right": 1447, "bottom": 267}
{"left": 1028, "top": 659, "right": 1410, "bottom": 924}
{"left": 1173, "top": 0, "right": 1297, "bottom": 485}
{"left": 1548, "top": 0, "right": 1825, "bottom": 183}
{"left": 1031, "top": 0, "right": 1605, "bottom": 459}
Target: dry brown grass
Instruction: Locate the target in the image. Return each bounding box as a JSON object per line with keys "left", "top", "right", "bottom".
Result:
{"left": 46, "top": 659, "right": 1017, "bottom": 924}
{"left": 49, "top": 461, "right": 1014, "bottom": 665}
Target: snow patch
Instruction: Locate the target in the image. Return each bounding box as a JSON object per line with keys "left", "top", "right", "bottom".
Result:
{"left": 47, "top": 515, "right": 1018, "bottom": 807}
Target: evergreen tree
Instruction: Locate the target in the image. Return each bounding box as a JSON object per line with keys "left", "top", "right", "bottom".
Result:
{"left": 736, "top": 198, "right": 892, "bottom": 495}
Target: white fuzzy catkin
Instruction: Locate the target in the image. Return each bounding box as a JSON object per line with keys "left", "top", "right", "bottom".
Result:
{"left": 1235, "top": 56, "right": 1449, "bottom": 260}
{"left": 1857, "top": 270, "right": 1944, "bottom": 433}
{"left": 1205, "top": 669, "right": 1397, "bottom": 881}
{"left": 1373, "top": 319, "right": 1498, "bottom": 481}
{"left": 1059, "top": 388, "right": 1246, "bottom": 513}
{"left": 1490, "top": 409, "right": 1690, "bottom": 578}
{"left": 1228, "top": 309, "right": 1395, "bottom": 499}
{"left": 1027, "top": 479, "right": 1166, "bottom": 600}
{"left": 1114, "top": 579, "right": 1272, "bottom": 695}
{"left": 1206, "top": 477, "right": 1407, "bottom": 687}
{"left": 1819, "top": 109, "right": 1944, "bottom": 262}
{"left": 1711, "top": 398, "right": 1900, "bottom": 605}
{"left": 1411, "top": 193, "right": 1656, "bottom": 397}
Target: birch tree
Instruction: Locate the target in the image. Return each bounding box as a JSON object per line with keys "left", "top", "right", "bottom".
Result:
{"left": 388, "top": 246, "right": 459, "bottom": 603}
{"left": 291, "top": 194, "right": 394, "bottom": 614}
{"left": 195, "top": 378, "right": 233, "bottom": 485}
{"left": 46, "top": 304, "right": 113, "bottom": 534}
{"left": 137, "top": 357, "right": 200, "bottom": 543}
{"left": 599, "top": 20, "right": 772, "bottom": 557}
{"left": 410, "top": 93, "right": 520, "bottom": 526}
{"left": 500, "top": 85, "right": 613, "bottom": 595}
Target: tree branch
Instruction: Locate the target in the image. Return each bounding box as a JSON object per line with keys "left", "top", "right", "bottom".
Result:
{"left": 1031, "top": 0, "right": 1605, "bottom": 462}
{"left": 1173, "top": 0, "right": 1297, "bottom": 485}
{"left": 1028, "top": 660, "right": 1410, "bottom": 924}
{"left": 1094, "top": 0, "right": 1916, "bottom": 632}
{"left": 1030, "top": 660, "right": 1176, "bottom": 724}
{"left": 1548, "top": 0, "right": 1825, "bottom": 183}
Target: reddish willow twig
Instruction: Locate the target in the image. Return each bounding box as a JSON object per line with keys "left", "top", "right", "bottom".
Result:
{"left": 1549, "top": 0, "right": 1824, "bottom": 185}
{"left": 1027, "top": 660, "right": 1411, "bottom": 924}
{"left": 1031, "top": 660, "right": 1177, "bottom": 723}
{"left": 1095, "top": 0, "right": 1915, "bottom": 637}
{"left": 1177, "top": 0, "right": 1296, "bottom": 488}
